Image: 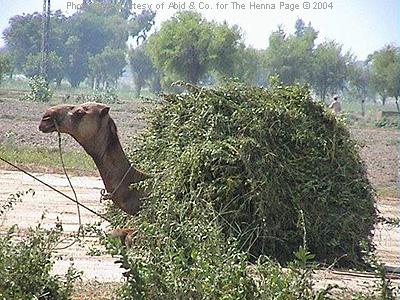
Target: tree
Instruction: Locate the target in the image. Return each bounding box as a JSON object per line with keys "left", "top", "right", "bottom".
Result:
{"left": 88, "top": 46, "right": 126, "bottom": 89}
{"left": 82, "top": 0, "right": 133, "bottom": 19}
{"left": 265, "top": 19, "right": 318, "bottom": 85}
{"left": 2, "top": 13, "right": 43, "bottom": 70}
{"left": 3, "top": 2, "right": 151, "bottom": 88}
{"left": 208, "top": 22, "right": 243, "bottom": 78}
{"left": 311, "top": 41, "right": 352, "bottom": 102}
{"left": 0, "top": 53, "right": 13, "bottom": 84}
{"left": 146, "top": 11, "right": 243, "bottom": 86}
{"left": 370, "top": 45, "right": 400, "bottom": 108}
{"left": 389, "top": 50, "right": 400, "bottom": 110}
{"left": 294, "top": 18, "right": 306, "bottom": 37}
{"left": 63, "top": 36, "right": 89, "bottom": 87}
{"left": 22, "top": 52, "right": 64, "bottom": 85}
{"left": 129, "top": 10, "right": 156, "bottom": 43}
{"left": 348, "top": 62, "right": 370, "bottom": 116}
{"left": 233, "top": 47, "right": 267, "bottom": 85}
{"left": 2, "top": 10, "right": 67, "bottom": 71}
{"left": 128, "top": 44, "right": 157, "bottom": 96}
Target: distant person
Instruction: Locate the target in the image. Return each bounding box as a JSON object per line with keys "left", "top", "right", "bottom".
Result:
{"left": 329, "top": 95, "right": 341, "bottom": 114}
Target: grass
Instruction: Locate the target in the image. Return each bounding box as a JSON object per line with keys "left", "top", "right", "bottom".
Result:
{"left": 0, "top": 143, "right": 97, "bottom": 175}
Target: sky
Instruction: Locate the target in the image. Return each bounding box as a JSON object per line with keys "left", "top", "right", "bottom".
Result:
{"left": 0, "top": 0, "right": 398, "bottom": 60}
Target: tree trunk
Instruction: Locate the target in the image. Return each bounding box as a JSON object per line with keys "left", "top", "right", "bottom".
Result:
{"left": 395, "top": 96, "right": 400, "bottom": 129}
{"left": 361, "top": 99, "right": 365, "bottom": 117}
{"left": 135, "top": 85, "right": 142, "bottom": 98}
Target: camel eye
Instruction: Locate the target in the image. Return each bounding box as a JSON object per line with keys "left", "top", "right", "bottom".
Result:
{"left": 73, "top": 109, "right": 86, "bottom": 119}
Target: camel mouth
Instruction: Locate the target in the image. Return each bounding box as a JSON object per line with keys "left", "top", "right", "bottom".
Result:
{"left": 39, "top": 118, "right": 56, "bottom": 133}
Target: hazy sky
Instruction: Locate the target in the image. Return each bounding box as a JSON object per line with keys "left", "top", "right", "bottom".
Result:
{"left": 0, "top": 0, "right": 398, "bottom": 60}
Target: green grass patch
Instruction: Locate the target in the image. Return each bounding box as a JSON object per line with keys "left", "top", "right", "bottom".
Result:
{"left": 0, "top": 143, "right": 96, "bottom": 174}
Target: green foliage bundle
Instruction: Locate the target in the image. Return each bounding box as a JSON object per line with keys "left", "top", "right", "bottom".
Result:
{"left": 23, "top": 75, "right": 53, "bottom": 102}
{"left": 108, "top": 81, "right": 377, "bottom": 298}
{"left": 0, "top": 224, "right": 80, "bottom": 299}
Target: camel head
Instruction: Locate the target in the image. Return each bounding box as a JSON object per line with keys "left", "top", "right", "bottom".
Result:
{"left": 38, "top": 102, "right": 111, "bottom": 144}
{"left": 39, "top": 101, "right": 150, "bottom": 216}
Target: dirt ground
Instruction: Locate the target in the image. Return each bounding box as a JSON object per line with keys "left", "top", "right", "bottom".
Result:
{"left": 0, "top": 97, "right": 399, "bottom": 297}
{"left": 0, "top": 94, "right": 148, "bottom": 151}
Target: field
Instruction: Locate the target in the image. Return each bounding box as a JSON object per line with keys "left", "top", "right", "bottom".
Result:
{"left": 0, "top": 87, "right": 399, "bottom": 298}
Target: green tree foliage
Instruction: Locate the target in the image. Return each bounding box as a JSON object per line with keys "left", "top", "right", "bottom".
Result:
{"left": 146, "top": 11, "right": 243, "bottom": 86}
{"left": 22, "top": 52, "right": 65, "bottom": 85}
{"left": 82, "top": 0, "right": 134, "bottom": 19}
{"left": 129, "top": 10, "right": 156, "bottom": 42}
{"left": 2, "top": 11, "right": 66, "bottom": 70}
{"left": 265, "top": 20, "right": 318, "bottom": 85}
{"left": 348, "top": 62, "right": 370, "bottom": 116}
{"left": 63, "top": 3, "right": 129, "bottom": 87}
{"left": 88, "top": 46, "right": 126, "bottom": 89}
{"left": 63, "top": 36, "right": 89, "bottom": 87}
{"left": 0, "top": 53, "right": 13, "bottom": 84}
{"left": 2, "top": 13, "right": 43, "bottom": 70}
{"left": 128, "top": 44, "right": 158, "bottom": 96}
{"left": 312, "top": 41, "right": 353, "bottom": 101}
{"left": 370, "top": 45, "right": 400, "bottom": 106}
{"left": 233, "top": 47, "right": 267, "bottom": 85}
{"left": 208, "top": 22, "right": 243, "bottom": 78}
{"left": 68, "top": 3, "right": 129, "bottom": 53}
{"left": 3, "top": 3, "right": 154, "bottom": 88}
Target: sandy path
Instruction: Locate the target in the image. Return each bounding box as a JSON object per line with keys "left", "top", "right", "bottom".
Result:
{"left": 0, "top": 170, "right": 124, "bottom": 283}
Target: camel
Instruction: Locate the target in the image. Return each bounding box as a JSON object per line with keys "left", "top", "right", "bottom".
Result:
{"left": 38, "top": 102, "right": 150, "bottom": 216}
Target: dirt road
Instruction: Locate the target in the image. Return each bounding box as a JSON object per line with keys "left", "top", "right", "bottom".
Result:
{"left": 0, "top": 170, "right": 124, "bottom": 283}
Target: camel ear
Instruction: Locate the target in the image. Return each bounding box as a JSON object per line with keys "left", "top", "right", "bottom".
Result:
{"left": 99, "top": 105, "right": 110, "bottom": 118}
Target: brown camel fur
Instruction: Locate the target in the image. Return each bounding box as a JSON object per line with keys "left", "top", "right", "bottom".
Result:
{"left": 38, "top": 102, "right": 150, "bottom": 216}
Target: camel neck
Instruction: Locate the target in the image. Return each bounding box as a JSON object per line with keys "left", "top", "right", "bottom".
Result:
{"left": 82, "top": 133, "right": 131, "bottom": 193}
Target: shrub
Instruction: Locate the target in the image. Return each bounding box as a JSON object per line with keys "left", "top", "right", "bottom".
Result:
{"left": 0, "top": 224, "right": 81, "bottom": 299}
{"left": 76, "top": 88, "right": 119, "bottom": 104}
{"left": 23, "top": 75, "right": 53, "bottom": 102}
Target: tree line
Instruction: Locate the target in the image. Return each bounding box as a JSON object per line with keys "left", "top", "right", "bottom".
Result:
{"left": 0, "top": 1, "right": 399, "bottom": 108}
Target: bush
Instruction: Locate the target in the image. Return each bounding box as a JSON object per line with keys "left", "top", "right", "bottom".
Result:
{"left": 76, "top": 88, "right": 119, "bottom": 104}
{"left": 105, "top": 204, "right": 318, "bottom": 299}
{"left": 23, "top": 75, "right": 53, "bottom": 102}
{"left": 0, "top": 224, "right": 81, "bottom": 299}
{"left": 375, "top": 117, "right": 399, "bottom": 128}
{"left": 107, "top": 81, "right": 377, "bottom": 298}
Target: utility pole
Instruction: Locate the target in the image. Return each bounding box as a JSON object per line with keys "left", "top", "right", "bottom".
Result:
{"left": 41, "top": 0, "right": 51, "bottom": 80}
